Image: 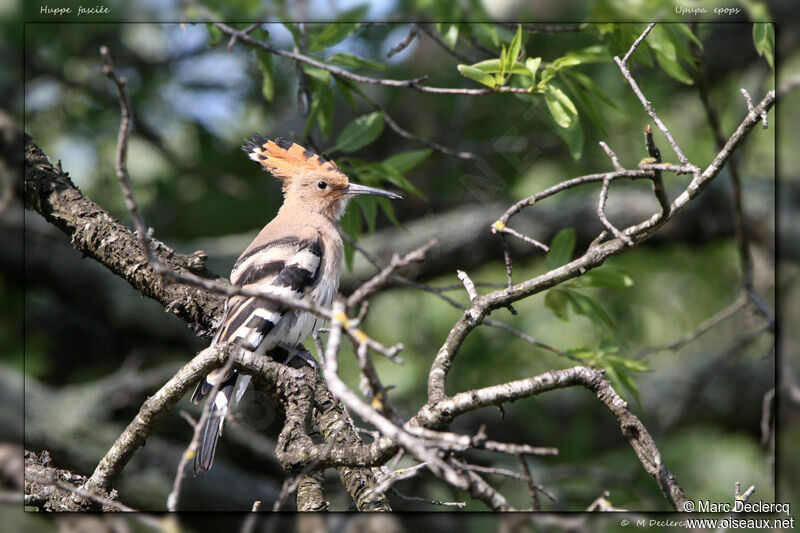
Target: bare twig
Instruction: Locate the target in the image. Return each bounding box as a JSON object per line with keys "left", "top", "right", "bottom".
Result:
{"left": 740, "top": 88, "right": 768, "bottom": 128}
{"left": 456, "top": 270, "right": 478, "bottom": 302}
{"left": 636, "top": 291, "right": 750, "bottom": 357}
{"left": 517, "top": 454, "right": 541, "bottom": 511}
{"left": 492, "top": 222, "right": 549, "bottom": 252}
{"left": 204, "top": 20, "right": 533, "bottom": 95}
{"left": 387, "top": 25, "right": 418, "bottom": 58}
{"left": 341, "top": 232, "right": 561, "bottom": 356}
{"left": 100, "top": 46, "right": 157, "bottom": 267}
{"left": 599, "top": 141, "right": 624, "bottom": 171}
{"left": 414, "top": 23, "right": 476, "bottom": 64}
{"left": 613, "top": 24, "right": 694, "bottom": 168}
{"left": 619, "top": 23, "right": 656, "bottom": 67}
{"left": 586, "top": 490, "right": 627, "bottom": 512}
{"left": 227, "top": 22, "right": 261, "bottom": 50}
{"left": 347, "top": 239, "right": 436, "bottom": 308}
{"left": 86, "top": 345, "right": 230, "bottom": 493}
{"left": 597, "top": 174, "right": 634, "bottom": 246}
{"left": 500, "top": 23, "right": 584, "bottom": 35}
{"left": 390, "top": 487, "right": 466, "bottom": 508}
{"left": 376, "top": 103, "right": 482, "bottom": 160}
{"left": 166, "top": 355, "right": 236, "bottom": 511}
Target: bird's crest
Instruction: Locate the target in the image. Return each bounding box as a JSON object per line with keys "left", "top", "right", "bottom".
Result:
{"left": 242, "top": 135, "right": 343, "bottom": 183}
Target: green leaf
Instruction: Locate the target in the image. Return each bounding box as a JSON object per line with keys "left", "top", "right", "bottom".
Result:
{"left": 469, "top": 58, "right": 530, "bottom": 75}
{"left": 335, "top": 77, "right": 359, "bottom": 110}
{"left": 545, "top": 289, "right": 570, "bottom": 322}
{"left": 376, "top": 163, "right": 426, "bottom": 199}
{"left": 282, "top": 22, "right": 302, "bottom": 44}
{"left": 604, "top": 354, "right": 649, "bottom": 373}
{"left": 302, "top": 65, "right": 331, "bottom": 85}
{"left": 562, "top": 289, "right": 619, "bottom": 338}
{"left": 562, "top": 44, "right": 610, "bottom": 65}
{"left": 598, "top": 337, "right": 620, "bottom": 354}
{"left": 437, "top": 23, "right": 460, "bottom": 49}
{"left": 207, "top": 24, "right": 223, "bottom": 46}
{"left": 382, "top": 149, "right": 432, "bottom": 174}
{"left": 563, "top": 346, "right": 596, "bottom": 361}
{"left": 554, "top": 112, "right": 583, "bottom": 160}
{"left": 329, "top": 112, "right": 384, "bottom": 153}
{"left": 563, "top": 70, "right": 616, "bottom": 108}
{"left": 560, "top": 73, "right": 605, "bottom": 135}
{"left": 752, "top": 23, "right": 774, "bottom": 70}
{"left": 357, "top": 195, "right": 378, "bottom": 234}
{"left": 552, "top": 55, "right": 582, "bottom": 70}
{"left": 475, "top": 23, "right": 500, "bottom": 48}
{"left": 603, "top": 363, "right": 643, "bottom": 407}
{"left": 256, "top": 51, "right": 274, "bottom": 102}
{"left": 340, "top": 206, "right": 361, "bottom": 271}
{"left": 671, "top": 23, "right": 703, "bottom": 52}
{"left": 537, "top": 65, "right": 556, "bottom": 88}
{"left": 344, "top": 158, "right": 424, "bottom": 199}
{"left": 546, "top": 228, "right": 576, "bottom": 270}
{"left": 525, "top": 57, "right": 541, "bottom": 83}
{"left": 457, "top": 64, "right": 498, "bottom": 88}
{"left": 302, "top": 82, "right": 334, "bottom": 139}
{"left": 579, "top": 267, "right": 634, "bottom": 289}
{"left": 308, "top": 11, "right": 364, "bottom": 52}
{"left": 376, "top": 196, "right": 403, "bottom": 229}
{"left": 326, "top": 52, "right": 387, "bottom": 71}
{"left": 545, "top": 84, "right": 578, "bottom": 127}
{"left": 309, "top": 23, "right": 359, "bottom": 52}
{"left": 648, "top": 25, "right": 693, "bottom": 85}
{"left": 506, "top": 25, "right": 523, "bottom": 71}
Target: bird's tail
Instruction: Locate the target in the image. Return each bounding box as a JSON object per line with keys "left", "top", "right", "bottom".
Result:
{"left": 191, "top": 371, "right": 238, "bottom": 474}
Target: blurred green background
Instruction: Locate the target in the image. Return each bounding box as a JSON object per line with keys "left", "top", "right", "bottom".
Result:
{"left": 2, "top": 0, "right": 794, "bottom": 528}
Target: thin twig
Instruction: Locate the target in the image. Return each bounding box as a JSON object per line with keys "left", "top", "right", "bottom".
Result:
{"left": 347, "top": 239, "right": 436, "bottom": 308}
{"left": 390, "top": 487, "right": 466, "bottom": 508}
{"left": 457, "top": 270, "right": 478, "bottom": 302}
{"left": 377, "top": 102, "right": 482, "bottom": 160}
{"left": 517, "top": 454, "right": 542, "bottom": 511}
{"left": 205, "top": 20, "right": 533, "bottom": 95}
{"left": 619, "top": 23, "right": 656, "bottom": 67}
{"left": 597, "top": 174, "right": 634, "bottom": 246}
{"left": 387, "top": 26, "right": 418, "bottom": 58}
{"left": 100, "top": 46, "right": 157, "bottom": 266}
{"left": 414, "top": 23, "right": 476, "bottom": 64}
{"left": 635, "top": 291, "right": 749, "bottom": 358}
{"left": 613, "top": 24, "right": 694, "bottom": 168}
{"left": 500, "top": 23, "right": 584, "bottom": 35}
{"left": 342, "top": 232, "right": 562, "bottom": 356}
{"left": 166, "top": 355, "right": 236, "bottom": 511}
{"left": 740, "top": 87, "right": 768, "bottom": 128}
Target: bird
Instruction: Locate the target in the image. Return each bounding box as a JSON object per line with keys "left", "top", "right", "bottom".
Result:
{"left": 190, "top": 135, "right": 402, "bottom": 474}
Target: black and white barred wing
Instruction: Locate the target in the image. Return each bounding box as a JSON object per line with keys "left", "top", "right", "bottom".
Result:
{"left": 191, "top": 236, "right": 323, "bottom": 402}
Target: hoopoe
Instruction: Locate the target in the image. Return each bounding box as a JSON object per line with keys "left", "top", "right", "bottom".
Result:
{"left": 191, "top": 136, "right": 401, "bottom": 474}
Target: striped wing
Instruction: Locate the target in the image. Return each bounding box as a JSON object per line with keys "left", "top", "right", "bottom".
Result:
{"left": 192, "top": 236, "right": 323, "bottom": 401}
{"left": 220, "top": 236, "right": 323, "bottom": 350}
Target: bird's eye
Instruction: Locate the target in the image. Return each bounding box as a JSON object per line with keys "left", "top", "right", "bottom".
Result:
{"left": 317, "top": 181, "right": 328, "bottom": 189}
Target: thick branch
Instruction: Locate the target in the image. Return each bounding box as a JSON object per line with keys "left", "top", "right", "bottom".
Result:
{"left": 420, "top": 366, "right": 687, "bottom": 510}
{"left": 23, "top": 136, "right": 224, "bottom": 337}
{"left": 85, "top": 346, "right": 229, "bottom": 493}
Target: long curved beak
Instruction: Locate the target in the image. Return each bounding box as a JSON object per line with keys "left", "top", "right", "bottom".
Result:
{"left": 344, "top": 183, "right": 403, "bottom": 200}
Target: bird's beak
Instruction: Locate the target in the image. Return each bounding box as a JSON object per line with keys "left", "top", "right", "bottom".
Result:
{"left": 344, "top": 183, "right": 403, "bottom": 200}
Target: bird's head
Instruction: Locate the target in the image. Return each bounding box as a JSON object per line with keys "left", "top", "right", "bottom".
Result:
{"left": 242, "top": 135, "right": 402, "bottom": 220}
